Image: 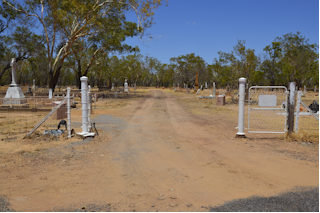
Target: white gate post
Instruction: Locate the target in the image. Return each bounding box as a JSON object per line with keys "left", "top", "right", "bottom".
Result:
{"left": 295, "top": 90, "right": 302, "bottom": 132}
{"left": 80, "top": 76, "right": 88, "bottom": 134}
{"left": 236, "top": 77, "right": 246, "bottom": 137}
{"left": 67, "top": 87, "right": 71, "bottom": 138}
{"left": 88, "top": 85, "right": 91, "bottom": 130}
{"left": 212, "top": 82, "right": 216, "bottom": 98}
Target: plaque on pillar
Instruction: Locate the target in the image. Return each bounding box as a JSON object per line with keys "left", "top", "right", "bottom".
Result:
{"left": 3, "top": 58, "right": 26, "bottom": 104}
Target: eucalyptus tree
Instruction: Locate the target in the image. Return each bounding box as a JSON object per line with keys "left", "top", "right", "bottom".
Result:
{"left": 260, "top": 41, "right": 282, "bottom": 85}
{"left": 0, "top": 27, "right": 46, "bottom": 84}
{"left": 275, "top": 32, "right": 318, "bottom": 87}
{"left": 3, "top": 0, "right": 163, "bottom": 91}
{"left": 170, "top": 53, "right": 206, "bottom": 88}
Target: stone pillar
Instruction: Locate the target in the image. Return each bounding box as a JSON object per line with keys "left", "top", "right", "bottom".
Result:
{"left": 236, "top": 78, "right": 246, "bottom": 137}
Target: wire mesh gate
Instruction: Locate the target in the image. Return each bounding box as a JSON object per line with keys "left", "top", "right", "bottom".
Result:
{"left": 248, "top": 86, "right": 288, "bottom": 134}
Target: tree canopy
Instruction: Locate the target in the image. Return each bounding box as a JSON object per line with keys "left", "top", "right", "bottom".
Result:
{"left": 0, "top": 1, "right": 317, "bottom": 91}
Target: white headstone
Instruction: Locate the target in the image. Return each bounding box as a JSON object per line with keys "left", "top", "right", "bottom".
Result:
{"left": 205, "top": 82, "right": 208, "bottom": 89}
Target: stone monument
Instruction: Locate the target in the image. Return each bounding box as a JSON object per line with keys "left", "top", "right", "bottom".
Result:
{"left": 4, "top": 58, "right": 25, "bottom": 104}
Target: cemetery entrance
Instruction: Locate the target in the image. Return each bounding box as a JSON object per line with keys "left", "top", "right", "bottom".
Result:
{"left": 248, "top": 86, "right": 288, "bottom": 134}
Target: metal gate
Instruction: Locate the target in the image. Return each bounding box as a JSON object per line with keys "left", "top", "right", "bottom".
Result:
{"left": 248, "top": 86, "right": 288, "bottom": 134}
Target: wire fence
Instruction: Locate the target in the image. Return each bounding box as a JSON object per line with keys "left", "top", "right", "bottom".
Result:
{"left": 296, "top": 91, "right": 319, "bottom": 137}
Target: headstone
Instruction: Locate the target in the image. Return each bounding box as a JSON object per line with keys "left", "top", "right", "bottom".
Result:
{"left": 124, "top": 79, "right": 129, "bottom": 93}
{"left": 216, "top": 95, "right": 225, "bottom": 105}
{"left": 111, "top": 83, "right": 115, "bottom": 91}
{"left": 4, "top": 58, "right": 25, "bottom": 104}
{"left": 205, "top": 82, "right": 208, "bottom": 89}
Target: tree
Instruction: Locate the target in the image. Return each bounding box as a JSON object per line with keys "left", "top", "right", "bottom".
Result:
{"left": 3, "top": 0, "right": 163, "bottom": 91}
{"left": 261, "top": 41, "right": 282, "bottom": 85}
{"left": 276, "top": 32, "right": 318, "bottom": 87}
{"left": 170, "top": 53, "right": 206, "bottom": 87}
{"left": 0, "top": 27, "right": 46, "bottom": 84}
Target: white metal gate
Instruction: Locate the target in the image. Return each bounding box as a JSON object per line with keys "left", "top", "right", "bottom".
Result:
{"left": 248, "top": 86, "right": 288, "bottom": 134}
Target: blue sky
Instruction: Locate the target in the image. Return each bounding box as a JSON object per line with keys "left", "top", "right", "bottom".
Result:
{"left": 125, "top": 0, "right": 319, "bottom": 64}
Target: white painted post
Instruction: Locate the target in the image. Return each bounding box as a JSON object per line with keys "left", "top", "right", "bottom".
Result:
{"left": 88, "top": 85, "right": 91, "bottom": 130}
{"left": 295, "top": 90, "right": 302, "bottom": 132}
{"left": 236, "top": 78, "right": 246, "bottom": 137}
{"left": 49, "top": 88, "right": 53, "bottom": 99}
{"left": 212, "top": 82, "right": 216, "bottom": 98}
{"left": 80, "top": 76, "right": 88, "bottom": 134}
{"left": 67, "top": 87, "right": 71, "bottom": 138}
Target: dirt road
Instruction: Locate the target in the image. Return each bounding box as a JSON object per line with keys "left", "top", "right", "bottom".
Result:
{"left": 0, "top": 89, "right": 318, "bottom": 211}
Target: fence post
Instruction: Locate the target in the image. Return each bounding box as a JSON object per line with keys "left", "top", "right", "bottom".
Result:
{"left": 236, "top": 77, "right": 246, "bottom": 137}
{"left": 80, "top": 76, "right": 89, "bottom": 134}
{"left": 287, "top": 82, "right": 296, "bottom": 134}
{"left": 67, "top": 87, "right": 71, "bottom": 138}
{"left": 295, "top": 90, "right": 302, "bottom": 132}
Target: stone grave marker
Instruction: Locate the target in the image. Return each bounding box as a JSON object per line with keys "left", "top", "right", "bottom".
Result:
{"left": 4, "top": 58, "right": 25, "bottom": 104}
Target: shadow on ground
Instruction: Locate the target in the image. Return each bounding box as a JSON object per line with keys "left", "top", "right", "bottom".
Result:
{"left": 0, "top": 196, "right": 14, "bottom": 212}
{"left": 210, "top": 187, "right": 319, "bottom": 212}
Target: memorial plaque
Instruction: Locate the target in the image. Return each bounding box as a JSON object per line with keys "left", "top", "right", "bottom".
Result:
{"left": 258, "top": 95, "right": 277, "bottom": 107}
